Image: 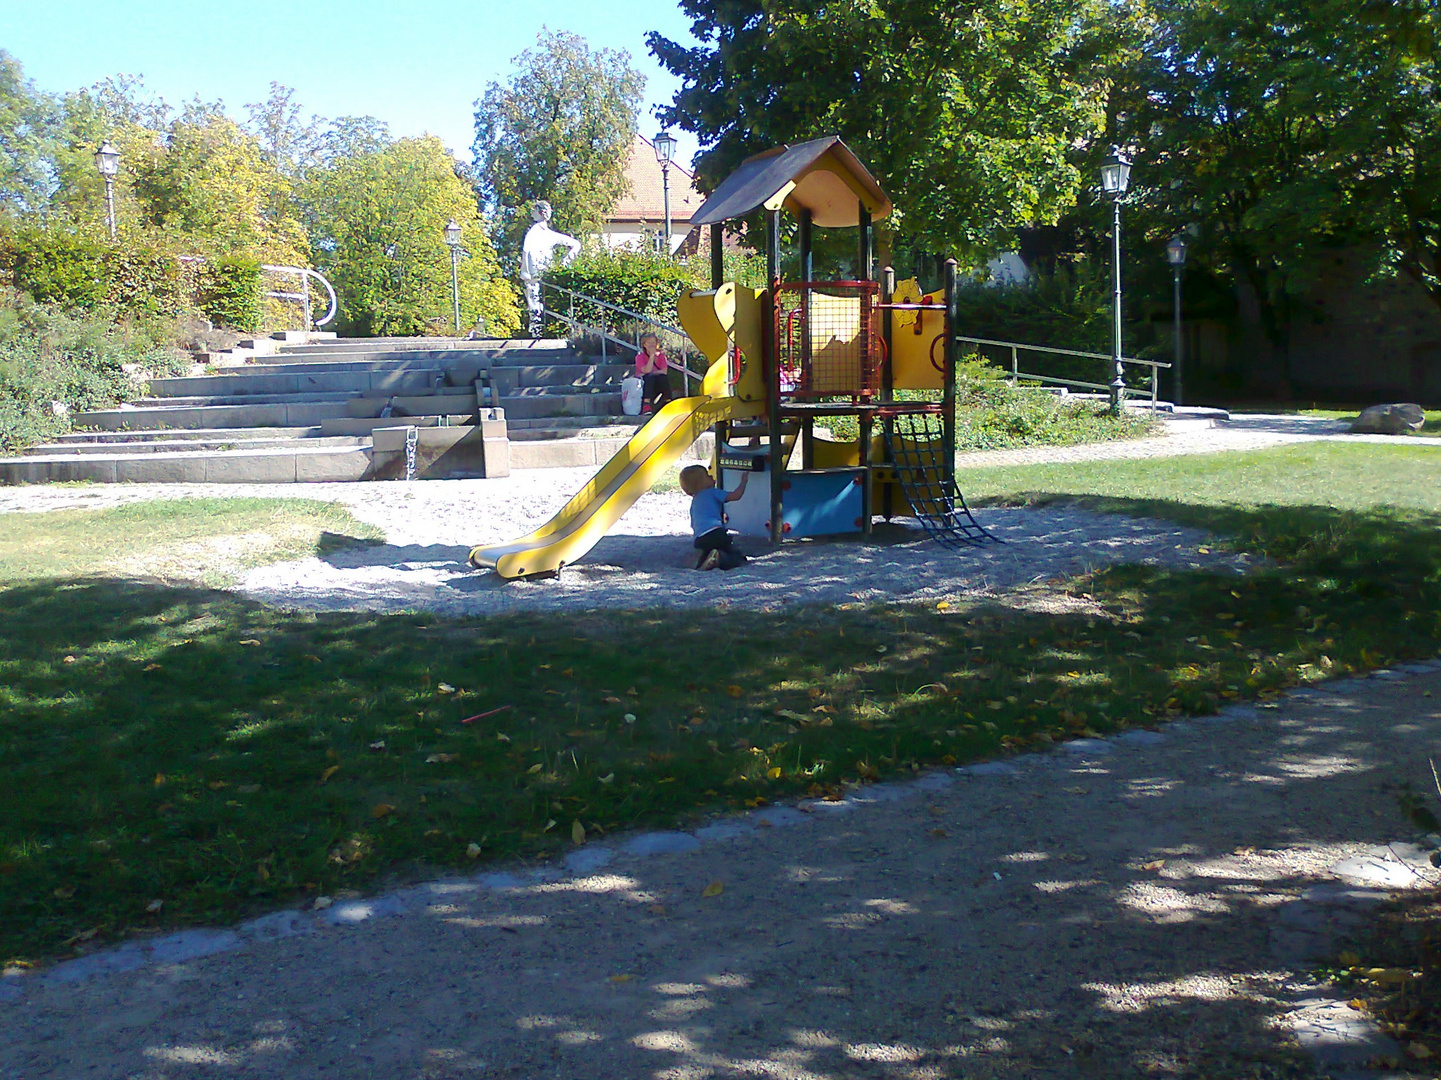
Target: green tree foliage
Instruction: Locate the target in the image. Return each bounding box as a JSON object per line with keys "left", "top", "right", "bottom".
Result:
{"left": 129, "top": 106, "right": 308, "bottom": 263}
{"left": 647, "top": 0, "right": 1121, "bottom": 262}
{"left": 472, "top": 30, "right": 645, "bottom": 262}
{"left": 306, "top": 136, "right": 519, "bottom": 337}
{"left": 1110, "top": 0, "right": 1441, "bottom": 381}
{"left": 0, "top": 51, "right": 60, "bottom": 217}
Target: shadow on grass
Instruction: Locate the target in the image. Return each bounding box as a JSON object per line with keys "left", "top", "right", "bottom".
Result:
{"left": 14, "top": 667, "right": 1438, "bottom": 1079}
{"left": 1, "top": 496, "right": 1438, "bottom": 972}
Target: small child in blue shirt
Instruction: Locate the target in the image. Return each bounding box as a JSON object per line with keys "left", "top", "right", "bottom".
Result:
{"left": 679, "top": 464, "right": 748, "bottom": 570}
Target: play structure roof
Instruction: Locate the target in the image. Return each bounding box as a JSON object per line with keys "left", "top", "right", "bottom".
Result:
{"left": 689, "top": 136, "right": 892, "bottom": 229}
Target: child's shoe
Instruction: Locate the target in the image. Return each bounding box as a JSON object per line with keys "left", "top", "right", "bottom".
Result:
{"left": 698, "top": 549, "right": 721, "bottom": 571}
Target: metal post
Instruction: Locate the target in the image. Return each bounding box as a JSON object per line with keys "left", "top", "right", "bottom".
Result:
{"left": 766, "top": 208, "right": 783, "bottom": 545}
{"left": 711, "top": 221, "right": 728, "bottom": 465}
{"left": 661, "top": 163, "right": 672, "bottom": 256}
{"left": 857, "top": 205, "right": 873, "bottom": 281}
{"left": 710, "top": 223, "right": 724, "bottom": 289}
{"left": 450, "top": 246, "right": 461, "bottom": 334}
{"left": 880, "top": 266, "right": 895, "bottom": 522}
{"left": 104, "top": 178, "right": 116, "bottom": 240}
{"left": 799, "top": 209, "right": 814, "bottom": 471}
{"left": 943, "top": 259, "right": 958, "bottom": 489}
{"left": 1109, "top": 199, "right": 1125, "bottom": 414}
{"left": 1172, "top": 264, "right": 1184, "bottom": 407}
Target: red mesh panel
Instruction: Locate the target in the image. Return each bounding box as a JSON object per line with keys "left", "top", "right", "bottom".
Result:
{"left": 775, "top": 281, "right": 879, "bottom": 399}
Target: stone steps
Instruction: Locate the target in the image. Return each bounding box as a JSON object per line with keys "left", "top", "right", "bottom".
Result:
{"left": 21, "top": 435, "right": 367, "bottom": 456}
{"left": 0, "top": 332, "right": 675, "bottom": 484}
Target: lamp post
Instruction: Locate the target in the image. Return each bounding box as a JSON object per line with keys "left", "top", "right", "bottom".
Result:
{"left": 653, "top": 130, "right": 677, "bottom": 256}
{"left": 1100, "top": 148, "right": 1132, "bottom": 414}
{"left": 93, "top": 140, "right": 120, "bottom": 239}
{"left": 444, "top": 218, "right": 463, "bottom": 334}
{"left": 1166, "top": 234, "right": 1187, "bottom": 407}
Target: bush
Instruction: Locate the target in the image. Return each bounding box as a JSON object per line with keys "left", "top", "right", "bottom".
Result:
{"left": 200, "top": 256, "right": 262, "bottom": 332}
{"left": 0, "top": 290, "right": 190, "bottom": 453}
{"left": 104, "top": 243, "right": 187, "bottom": 317}
{"left": 0, "top": 228, "right": 111, "bottom": 309}
{"left": 546, "top": 248, "right": 697, "bottom": 329}
{"left": 822, "top": 357, "right": 1158, "bottom": 451}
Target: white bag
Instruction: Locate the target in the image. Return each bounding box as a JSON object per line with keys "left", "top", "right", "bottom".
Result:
{"left": 620, "top": 376, "right": 644, "bottom": 416}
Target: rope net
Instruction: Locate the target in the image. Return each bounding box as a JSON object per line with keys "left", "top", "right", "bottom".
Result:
{"left": 886, "top": 411, "right": 998, "bottom": 549}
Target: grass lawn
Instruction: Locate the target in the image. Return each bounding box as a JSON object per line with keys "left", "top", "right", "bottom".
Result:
{"left": 1, "top": 444, "right": 1439, "bottom": 968}
{"left": 0, "top": 497, "right": 384, "bottom": 586}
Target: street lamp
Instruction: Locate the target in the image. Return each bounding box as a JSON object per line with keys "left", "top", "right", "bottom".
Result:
{"left": 653, "top": 130, "right": 677, "bottom": 256}
{"left": 1166, "top": 234, "right": 1188, "bottom": 407}
{"left": 1100, "top": 148, "right": 1132, "bottom": 414}
{"left": 444, "top": 218, "right": 463, "bottom": 334}
{"left": 93, "top": 139, "right": 120, "bottom": 239}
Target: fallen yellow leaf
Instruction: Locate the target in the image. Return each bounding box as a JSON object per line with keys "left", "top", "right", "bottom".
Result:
{"left": 608, "top": 974, "right": 634, "bottom": 983}
{"left": 598, "top": 773, "right": 615, "bottom": 784}
{"left": 936, "top": 600, "right": 951, "bottom": 611}
{"left": 371, "top": 803, "right": 395, "bottom": 819}
{"left": 1142, "top": 859, "right": 1166, "bottom": 871}
{"left": 437, "top": 683, "right": 456, "bottom": 694}
{"left": 571, "top": 820, "right": 586, "bottom": 845}
{"left": 320, "top": 765, "right": 340, "bottom": 783}
{"left": 702, "top": 881, "right": 724, "bottom": 898}
{"left": 466, "top": 842, "right": 482, "bottom": 859}
{"left": 1364, "top": 967, "right": 1416, "bottom": 986}
{"left": 145, "top": 898, "right": 163, "bottom": 913}
{"left": 425, "top": 753, "right": 457, "bottom": 763}
{"left": 767, "top": 767, "right": 782, "bottom": 780}
{"left": 542, "top": 818, "right": 556, "bottom": 832}
{"left": 239, "top": 639, "right": 261, "bottom": 647}
{"left": 527, "top": 763, "right": 543, "bottom": 774}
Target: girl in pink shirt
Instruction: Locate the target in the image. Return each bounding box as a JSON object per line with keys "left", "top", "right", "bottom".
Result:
{"left": 635, "top": 333, "right": 673, "bottom": 414}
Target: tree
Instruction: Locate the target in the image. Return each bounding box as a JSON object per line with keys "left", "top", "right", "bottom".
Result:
{"left": 129, "top": 107, "right": 308, "bottom": 262}
{"left": 472, "top": 30, "right": 645, "bottom": 262}
{"left": 647, "top": 0, "right": 1123, "bottom": 264}
{"left": 1113, "top": 0, "right": 1441, "bottom": 388}
{"left": 0, "top": 51, "right": 60, "bottom": 217}
{"left": 306, "top": 136, "right": 519, "bottom": 336}
{"left": 245, "top": 82, "right": 322, "bottom": 179}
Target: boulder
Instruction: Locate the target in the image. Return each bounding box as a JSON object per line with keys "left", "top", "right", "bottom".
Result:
{"left": 1350, "top": 402, "right": 1425, "bottom": 435}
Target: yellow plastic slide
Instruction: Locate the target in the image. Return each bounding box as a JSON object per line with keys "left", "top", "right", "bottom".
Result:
{"left": 467, "top": 379, "right": 741, "bottom": 579}
{"left": 469, "top": 284, "right": 763, "bottom": 580}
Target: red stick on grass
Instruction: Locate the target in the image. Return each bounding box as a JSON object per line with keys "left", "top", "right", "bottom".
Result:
{"left": 460, "top": 705, "right": 514, "bottom": 725}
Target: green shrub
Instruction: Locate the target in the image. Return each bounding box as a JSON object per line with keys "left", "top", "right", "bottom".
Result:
{"left": 104, "top": 244, "right": 186, "bottom": 317}
{"left": 546, "top": 248, "right": 697, "bottom": 328}
{"left": 200, "top": 256, "right": 262, "bottom": 331}
{"left": 0, "top": 228, "right": 111, "bottom": 309}
{"left": 823, "top": 357, "right": 1158, "bottom": 451}
{"left": 0, "top": 291, "right": 190, "bottom": 453}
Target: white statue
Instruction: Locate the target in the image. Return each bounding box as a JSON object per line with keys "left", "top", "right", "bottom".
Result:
{"left": 519, "top": 200, "right": 581, "bottom": 337}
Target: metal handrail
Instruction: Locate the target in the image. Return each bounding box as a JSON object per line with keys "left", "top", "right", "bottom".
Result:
{"left": 538, "top": 281, "right": 701, "bottom": 393}
{"left": 955, "top": 335, "right": 1172, "bottom": 409}
{"left": 262, "top": 265, "right": 337, "bottom": 330}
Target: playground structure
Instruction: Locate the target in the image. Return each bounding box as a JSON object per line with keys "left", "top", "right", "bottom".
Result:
{"left": 468, "top": 136, "right": 994, "bottom": 580}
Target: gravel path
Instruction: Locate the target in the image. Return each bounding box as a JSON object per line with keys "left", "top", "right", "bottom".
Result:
{"left": 4, "top": 666, "right": 1438, "bottom": 1079}
{"left": 3, "top": 413, "right": 1438, "bottom": 1079}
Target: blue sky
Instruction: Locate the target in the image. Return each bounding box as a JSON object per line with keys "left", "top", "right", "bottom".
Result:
{"left": 0, "top": 0, "right": 703, "bottom": 167}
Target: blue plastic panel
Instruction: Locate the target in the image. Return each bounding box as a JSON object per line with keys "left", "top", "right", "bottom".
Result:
{"left": 720, "top": 461, "right": 864, "bottom": 539}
